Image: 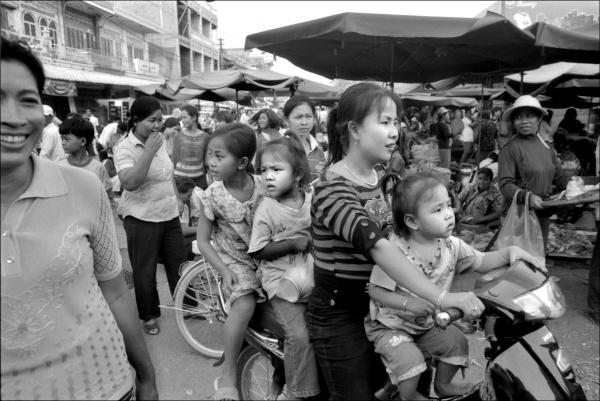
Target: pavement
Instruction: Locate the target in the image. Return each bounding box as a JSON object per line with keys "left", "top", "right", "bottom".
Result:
{"left": 111, "top": 202, "right": 599, "bottom": 400}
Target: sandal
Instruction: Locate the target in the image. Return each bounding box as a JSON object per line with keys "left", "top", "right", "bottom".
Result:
{"left": 214, "top": 376, "right": 239, "bottom": 400}
{"left": 142, "top": 319, "right": 160, "bottom": 335}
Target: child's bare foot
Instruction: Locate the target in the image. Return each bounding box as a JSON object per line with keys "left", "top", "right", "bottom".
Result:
{"left": 434, "top": 381, "right": 475, "bottom": 397}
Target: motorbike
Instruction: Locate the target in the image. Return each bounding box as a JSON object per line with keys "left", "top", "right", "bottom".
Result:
{"left": 235, "top": 259, "right": 588, "bottom": 400}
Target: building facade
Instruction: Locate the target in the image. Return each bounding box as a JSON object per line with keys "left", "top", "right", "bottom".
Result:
{"left": 1, "top": 1, "right": 219, "bottom": 123}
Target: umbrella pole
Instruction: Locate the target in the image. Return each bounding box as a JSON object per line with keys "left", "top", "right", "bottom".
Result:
{"left": 389, "top": 41, "right": 395, "bottom": 90}
{"left": 236, "top": 90, "right": 239, "bottom": 115}
{"left": 477, "top": 81, "right": 484, "bottom": 164}
{"left": 519, "top": 71, "right": 524, "bottom": 95}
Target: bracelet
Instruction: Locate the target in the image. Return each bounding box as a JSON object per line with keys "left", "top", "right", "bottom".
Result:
{"left": 402, "top": 297, "right": 408, "bottom": 312}
{"left": 436, "top": 290, "right": 447, "bottom": 310}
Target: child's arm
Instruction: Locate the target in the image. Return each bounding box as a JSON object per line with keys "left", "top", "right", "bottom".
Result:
{"left": 195, "top": 204, "right": 238, "bottom": 296}
{"left": 369, "top": 284, "right": 435, "bottom": 316}
{"left": 249, "top": 235, "right": 310, "bottom": 261}
{"left": 476, "top": 246, "right": 547, "bottom": 274}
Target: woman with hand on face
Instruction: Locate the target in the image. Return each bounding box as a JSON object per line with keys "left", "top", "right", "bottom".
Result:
{"left": 498, "top": 95, "right": 562, "bottom": 248}
{"left": 1, "top": 37, "right": 157, "bottom": 400}
{"left": 282, "top": 96, "right": 326, "bottom": 183}
{"left": 114, "top": 96, "right": 187, "bottom": 336}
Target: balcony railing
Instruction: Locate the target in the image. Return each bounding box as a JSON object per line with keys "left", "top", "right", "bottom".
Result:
{"left": 3, "top": 31, "right": 167, "bottom": 78}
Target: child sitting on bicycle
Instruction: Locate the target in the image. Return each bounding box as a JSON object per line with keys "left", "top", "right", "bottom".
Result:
{"left": 248, "top": 136, "right": 320, "bottom": 399}
{"left": 195, "top": 123, "right": 266, "bottom": 400}
{"left": 365, "top": 172, "right": 545, "bottom": 400}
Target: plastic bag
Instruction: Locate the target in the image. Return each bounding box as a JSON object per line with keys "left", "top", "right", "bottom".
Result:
{"left": 277, "top": 257, "right": 315, "bottom": 303}
{"left": 494, "top": 190, "right": 545, "bottom": 267}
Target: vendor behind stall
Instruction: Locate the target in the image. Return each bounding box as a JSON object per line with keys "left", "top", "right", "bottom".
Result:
{"left": 457, "top": 167, "right": 503, "bottom": 227}
{"left": 498, "top": 95, "right": 563, "bottom": 248}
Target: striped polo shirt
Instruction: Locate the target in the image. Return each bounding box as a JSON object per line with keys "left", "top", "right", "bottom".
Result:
{"left": 311, "top": 165, "right": 393, "bottom": 281}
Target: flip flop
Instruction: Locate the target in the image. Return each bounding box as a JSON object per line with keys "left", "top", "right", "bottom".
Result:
{"left": 143, "top": 320, "right": 160, "bottom": 335}
{"left": 213, "top": 376, "right": 239, "bottom": 401}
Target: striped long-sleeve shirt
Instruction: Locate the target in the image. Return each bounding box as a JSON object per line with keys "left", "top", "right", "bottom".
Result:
{"left": 311, "top": 166, "right": 393, "bottom": 281}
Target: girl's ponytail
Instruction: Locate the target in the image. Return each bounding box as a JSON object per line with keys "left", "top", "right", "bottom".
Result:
{"left": 380, "top": 172, "right": 401, "bottom": 210}
{"left": 326, "top": 106, "right": 343, "bottom": 167}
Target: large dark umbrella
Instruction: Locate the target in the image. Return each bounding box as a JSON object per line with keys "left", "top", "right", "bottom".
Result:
{"left": 245, "top": 11, "right": 547, "bottom": 84}
{"left": 169, "top": 69, "right": 301, "bottom": 112}
{"left": 504, "top": 62, "right": 599, "bottom": 98}
{"left": 524, "top": 22, "right": 599, "bottom": 65}
{"left": 431, "top": 85, "right": 503, "bottom": 99}
{"left": 173, "top": 69, "right": 300, "bottom": 92}
{"left": 134, "top": 83, "right": 253, "bottom": 106}
{"left": 401, "top": 94, "right": 479, "bottom": 108}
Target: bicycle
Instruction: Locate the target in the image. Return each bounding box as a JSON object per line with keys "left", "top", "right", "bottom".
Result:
{"left": 164, "top": 240, "right": 227, "bottom": 359}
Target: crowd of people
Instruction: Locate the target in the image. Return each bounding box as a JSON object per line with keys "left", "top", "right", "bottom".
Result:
{"left": 2, "top": 35, "right": 598, "bottom": 401}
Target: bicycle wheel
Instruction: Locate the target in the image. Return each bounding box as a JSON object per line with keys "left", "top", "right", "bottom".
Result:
{"left": 173, "top": 259, "right": 226, "bottom": 359}
{"left": 237, "top": 346, "right": 277, "bottom": 401}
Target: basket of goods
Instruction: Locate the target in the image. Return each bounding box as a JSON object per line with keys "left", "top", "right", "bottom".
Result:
{"left": 542, "top": 177, "right": 599, "bottom": 208}
{"left": 547, "top": 223, "right": 595, "bottom": 259}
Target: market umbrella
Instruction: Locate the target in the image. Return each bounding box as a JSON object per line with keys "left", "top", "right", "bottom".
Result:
{"left": 401, "top": 94, "right": 479, "bottom": 108}
{"left": 431, "top": 85, "right": 503, "bottom": 99}
{"left": 524, "top": 22, "right": 599, "bottom": 65}
{"left": 504, "top": 62, "right": 599, "bottom": 97}
{"left": 174, "top": 69, "right": 301, "bottom": 92}
{"left": 134, "top": 83, "right": 253, "bottom": 105}
{"left": 490, "top": 88, "right": 599, "bottom": 109}
{"left": 245, "top": 11, "right": 546, "bottom": 84}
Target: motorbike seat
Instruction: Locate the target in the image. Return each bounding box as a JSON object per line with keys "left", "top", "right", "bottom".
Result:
{"left": 249, "top": 299, "right": 286, "bottom": 339}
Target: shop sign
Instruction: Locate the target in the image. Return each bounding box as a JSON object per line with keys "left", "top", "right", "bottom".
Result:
{"left": 43, "top": 79, "right": 78, "bottom": 97}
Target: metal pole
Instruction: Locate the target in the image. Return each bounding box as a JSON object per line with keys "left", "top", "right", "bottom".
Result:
{"left": 389, "top": 41, "right": 395, "bottom": 90}
{"left": 477, "top": 81, "right": 484, "bottom": 163}
{"left": 519, "top": 71, "right": 524, "bottom": 95}
{"left": 235, "top": 90, "right": 239, "bottom": 115}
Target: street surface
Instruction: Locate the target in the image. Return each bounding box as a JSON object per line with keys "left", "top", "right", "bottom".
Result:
{"left": 112, "top": 203, "right": 599, "bottom": 400}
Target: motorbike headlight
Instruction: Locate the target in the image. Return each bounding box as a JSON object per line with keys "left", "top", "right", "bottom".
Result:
{"left": 513, "top": 276, "right": 566, "bottom": 320}
{"left": 555, "top": 348, "right": 572, "bottom": 373}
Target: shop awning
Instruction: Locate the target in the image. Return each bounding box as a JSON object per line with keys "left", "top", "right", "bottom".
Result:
{"left": 43, "top": 64, "right": 164, "bottom": 87}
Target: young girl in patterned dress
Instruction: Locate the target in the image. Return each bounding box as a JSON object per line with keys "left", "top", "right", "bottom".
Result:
{"left": 195, "top": 123, "right": 266, "bottom": 400}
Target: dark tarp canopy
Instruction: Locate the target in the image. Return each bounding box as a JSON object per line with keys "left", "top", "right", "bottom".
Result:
{"left": 504, "top": 62, "right": 599, "bottom": 98}
{"left": 401, "top": 94, "right": 479, "bottom": 108}
{"left": 134, "top": 83, "right": 253, "bottom": 106}
{"left": 246, "top": 12, "right": 560, "bottom": 83}
{"left": 172, "top": 69, "right": 301, "bottom": 92}
{"left": 524, "top": 22, "right": 600, "bottom": 65}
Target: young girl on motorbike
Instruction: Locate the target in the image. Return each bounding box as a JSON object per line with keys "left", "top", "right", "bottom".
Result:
{"left": 249, "top": 136, "right": 320, "bottom": 399}
{"left": 365, "top": 172, "right": 545, "bottom": 400}
{"left": 195, "top": 123, "right": 266, "bottom": 400}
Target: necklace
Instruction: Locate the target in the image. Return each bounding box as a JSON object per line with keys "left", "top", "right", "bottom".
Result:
{"left": 341, "top": 160, "right": 378, "bottom": 186}
{"left": 404, "top": 238, "right": 442, "bottom": 277}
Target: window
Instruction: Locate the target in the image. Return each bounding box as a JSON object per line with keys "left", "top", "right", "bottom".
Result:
{"left": 23, "top": 12, "right": 35, "bottom": 37}
{"left": 100, "top": 37, "right": 113, "bottom": 57}
{"left": 66, "top": 26, "right": 96, "bottom": 50}
{"left": 127, "top": 44, "right": 144, "bottom": 61}
{"left": 48, "top": 21, "right": 57, "bottom": 45}
{"left": 1, "top": 6, "right": 12, "bottom": 30}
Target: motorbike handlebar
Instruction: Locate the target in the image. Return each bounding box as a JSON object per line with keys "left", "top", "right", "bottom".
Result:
{"left": 434, "top": 308, "right": 464, "bottom": 329}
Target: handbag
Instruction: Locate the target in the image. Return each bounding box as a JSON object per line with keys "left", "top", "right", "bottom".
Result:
{"left": 494, "top": 190, "right": 545, "bottom": 266}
